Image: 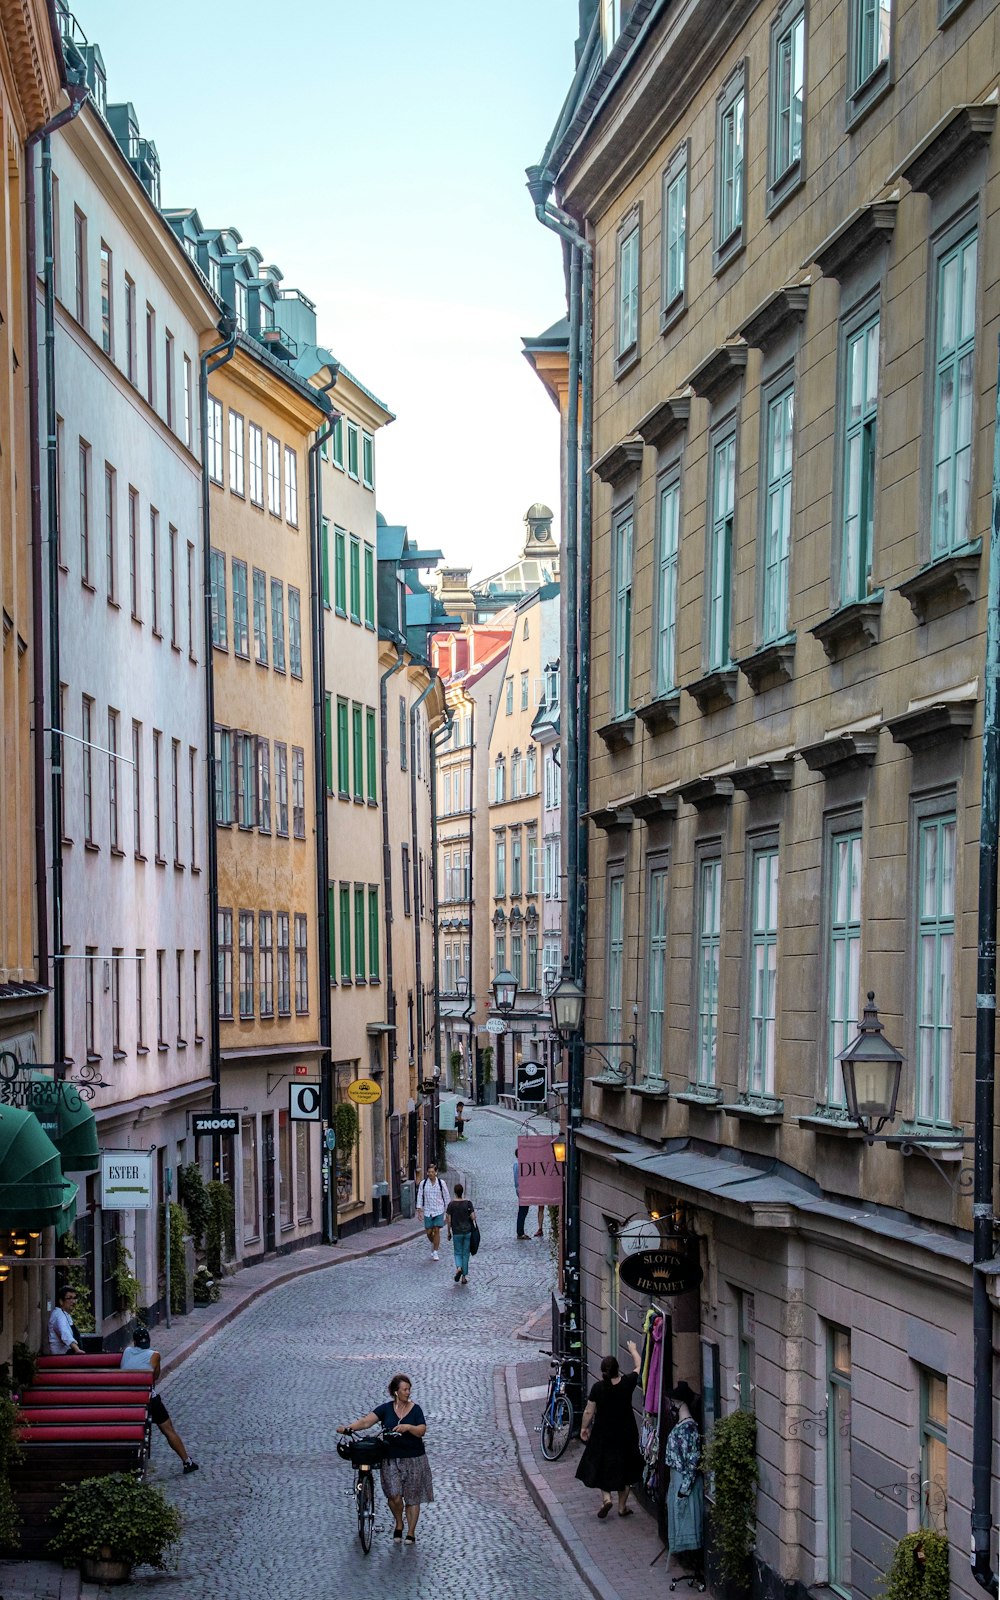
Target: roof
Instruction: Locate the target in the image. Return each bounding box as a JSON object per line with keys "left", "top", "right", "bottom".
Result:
{"left": 521, "top": 317, "right": 571, "bottom": 352}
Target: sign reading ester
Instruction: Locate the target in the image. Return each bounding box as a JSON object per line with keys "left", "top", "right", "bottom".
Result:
{"left": 289, "top": 1082, "right": 322, "bottom": 1122}
{"left": 617, "top": 1247, "right": 703, "bottom": 1298}
{"left": 346, "top": 1077, "right": 382, "bottom": 1106}
{"left": 101, "top": 1150, "right": 154, "bottom": 1211}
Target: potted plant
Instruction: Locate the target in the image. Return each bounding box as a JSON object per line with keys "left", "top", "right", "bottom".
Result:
{"left": 49, "top": 1471, "right": 181, "bottom": 1584}
{"left": 704, "top": 1409, "right": 760, "bottom": 1587}
{"left": 449, "top": 1049, "right": 463, "bottom": 1089}
{"left": 193, "top": 1264, "right": 219, "bottom": 1305}
{"left": 880, "top": 1530, "right": 950, "bottom": 1600}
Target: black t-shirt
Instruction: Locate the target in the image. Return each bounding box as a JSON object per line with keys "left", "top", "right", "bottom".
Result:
{"left": 446, "top": 1198, "right": 475, "bottom": 1235}
{"left": 374, "top": 1400, "right": 426, "bottom": 1457}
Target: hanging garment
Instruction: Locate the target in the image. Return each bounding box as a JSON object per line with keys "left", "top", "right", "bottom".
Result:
{"left": 665, "top": 1416, "right": 704, "bottom": 1553}
{"left": 640, "top": 1307, "right": 656, "bottom": 1393}
{"left": 645, "top": 1313, "right": 664, "bottom": 1412}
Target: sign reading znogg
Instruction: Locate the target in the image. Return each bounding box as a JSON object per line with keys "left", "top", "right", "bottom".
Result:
{"left": 191, "top": 1111, "right": 240, "bottom": 1137}
{"left": 617, "top": 1246, "right": 703, "bottom": 1298}
{"left": 346, "top": 1078, "right": 382, "bottom": 1106}
{"left": 289, "top": 1082, "right": 322, "bottom": 1122}
{"left": 100, "top": 1150, "right": 154, "bottom": 1211}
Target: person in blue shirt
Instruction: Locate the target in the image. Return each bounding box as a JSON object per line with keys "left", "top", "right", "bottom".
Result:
{"left": 338, "top": 1374, "right": 433, "bottom": 1543}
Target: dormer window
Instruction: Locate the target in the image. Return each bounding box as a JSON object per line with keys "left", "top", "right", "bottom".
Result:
{"left": 260, "top": 302, "right": 274, "bottom": 331}
{"left": 91, "top": 63, "right": 106, "bottom": 117}
{"left": 209, "top": 258, "right": 221, "bottom": 298}
{"left": 602, "top": 0, "right": 621, "bottom": 54}
{"left": 234, "top": 280, "right": 248, "bottom": 333}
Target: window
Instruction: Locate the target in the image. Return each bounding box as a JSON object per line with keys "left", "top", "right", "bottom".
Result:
{"left": 334, "top": 529, "right": 346, "bottom": 612}
{"left": 207, "top": 397, "right": 223, "bottom": 484}
{"left": 292, "top": 915, "right": 308, "bottom": 1011}
{"left": 145, "top": 305, "right": 155, "bottom": 406}
{"left": 193, "top": 948, "right": 201, "bottom": 1039}
{"left": 932, "top": 228, "right": 977, "bottom": 558}
{"left": 612, "top": 510, "right": 633, "bottom": 717}
{"left": 399, "top": 697, "right": 408, "bottom": 770}
{"left": 494, "top": 933, "right": 507, "bottom": 977}
{"left": 527, "top": 932, "right": 538, "bottom": 991}
{"left": 288, "top": 587, "right": 302, "bottom": 677}
{"left": 368, "top": 888, "right": 380, "bottom": 980}
{"left": 152, "top": 730, "right": 163, "bottom": 859}
{"left": 188, "top": 746, "right": 198, "bottom": 868}
{"left": 253, "top": 568, "right": 268, "bottom": 664}
{"left": 210, "top": 548, "right": 227, "bottom": 648}
{"left": 544, "top": 839, "right": 558, "bottom": 900}
{"left": 82, "top": 695, "right": 94, "bottom": 843}
{"left": 616, "top": 211, "right": 639, "bottom": 365}
{"left": 494, "top": 835, "right": 506, "bottom": 898}
{"left": 267, "top": 434, "right": 281, "bottom": 513}
{"left": 737, "top": 1289, "right": 756, "bottom": 1407}
{"left": 827, "top": 829, "right": 862, "bottom": 1107}
{"left": 284, "top": 446, "right": 298, "bottom": 523}
{"left": 366, "top": 708, "right": 377, "bottom": 803}
{"left": 526, "top": 747, "right": 537, "bottom": 795}
{"left": 607, "top": 874, "right": 625, "bottom": 1042}
{"left": 271, "top": 580, "right": 286, "bottom": 672}
{"left": 769, "top": 1, "right": 805, "bottom": 205}
{"left": 351, "top": 705, "right": 364, "bottom": 800}
{"left": 296, "top": 1121, "right": 312, "bottom": 1220}
{"left": 364, "top": 543, "right": 375, "bottom": 626}
{"left": 494, "top": 756, "right": 506, "bottom": 803}
{"left": 349, "top": 536, "right": 361, "bottom": 620}
{"left": 511, "top": 830, "right": 522, "bottom": 896}
{"left": 128, "top": 487, "right": 139, "bottom": 618}
{"left": 337, "top": 699, "right": 349, "bottom": 793}
{"left": 85, "top": 948, "right": 97, "bottom": 1056}
{"left": 229, "top": 411, "right": 245, "bottom": 496}
{"left": 236, "top": 731, "right": 255, "bottom": 829}
{"left": 259, "top": 913, "right": 274, "bottom": 1016}
{"left": 168, "top": 526, "right": 178, "bottom": 645}
{"left": 707, "top": 434, "right": 736, "bottom": 671}
{"left": 347, "top": 421, "right": 359, "bottom": 479}
{"left": 339, "top": 885, "right": 352, "bottom": 980}
{"left": 331, "top": 414, "right": 344, "bottom": 468}
{"left": 242, "top": 1118, "right": 260, "bottom": 1239}
{"left": 761, "top": 386, "right": 794, "bottom": 644}
{"left": 275, "top": 743, "right": 289, "bottom": 836}
{"left": 277, "top": 913, "right": 291, "bottom": 1015}
{"left": 218, "top": 909, "right": 233, "bottom": 1018}
{"left": 656, "top": 478, "right": 680, "bottom": 694}
{"left": 99, "top": 242, "right": 112, "bottom": 355}
{"left": 915, "top": 810, "right": 956, "bottom": 1125}
{"left": 748, "top": 845, "right": 779, "bottom": 1098}
{"left": 826, "top": 1327, "right": 852, "bottom": 1596}
{"left": 131, "top": 721, "right": 142, "bottom": 857}
{"left": 919, "top": 1370, "right": 948, "bottom": 1534}
{"left": 111, "top": 948, "right": 123, "bottom": 1054}
{"left": 79, "top": 440, "right": 91, "bottom": 584}
{"left": 257, "top": 738, "right": 271, "bottom": 833}
{"left": 249, "top": 423, "right": 263, "bottom": 505}
{"left": 124, "top": 274, "right": 136, "bottom": 383}
{"left": 149, "top": 507, "right": 160, "bottom": 634}
{"left": 73, "top": 207, "right": 87, "bottom": 326}
{"left": 214, "top": 726, "right": 234, "bottom": 825}
{"left": 239, "top": 911, "right": 254, "bottom": 1018}
{"left": 183, "top": 356, "right": 192, "bottom": 448}
{"left": 107, "top": 709, "right": 120, "bottom": 852}
{"left": 662, "top": 143, "right": 688, "bottom": 326}
{"left": 511, "top": 930, "right": 522, "bottom": 987}
{"left": 849, "top": 0, "right": 891, "bottom": 102}
{"left": 155, "top": 950, "right": 166, "bottom": 1045}
{"left": 695, "top": 856, "right": 722, "bottom": 1089}
{"left": 362, "top": 431, "right": 374, "bottom": 489}
{"left": 136, "top": 947, "right": 146, "bottom": 1046}
{"left": 646, "top": 865, "right": 668, "bottom": 1081}
{"left": 841, "top": 312, "right": 880, "bottom": 604}
{"left": 232, "top": 559, "right": 249, "bottom": 656}
{"left": 715, "top": 65, "right": 746, "bottom": 266}
{"left": 292, "top": 746, "right": 305, "bottom": 838}
{"left": 104, "top": 463, "right": 116, "bottom": 602}
{"left": 520, "top": 670, "right": 529, "bottom": 710}
{"left": 170, "top": 737, "right": 180, "bottom": 863}
{"left": 164, "top": 331, "right": 174, "bottom": 428}
{"left": 354, "top": 888, "right": 366, "bottom": 983}
{"left": 601, "top": 0, "right": 621, "bottom": 52}
{"left": 320, "top": 519, "right": 330, "bottom": 607}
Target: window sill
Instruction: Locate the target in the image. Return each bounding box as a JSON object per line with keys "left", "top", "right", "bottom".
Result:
{"left": 896, "top": 541, "right": 981, "bottom": 623}
{"left": 110, "top": 846, "right": 125, "bottom": 859}
{"left": 58, "top": 561, "right": 69, "bottom": 574}
{"left": 631, "top": 1080, "right": 670, "bottom": 1100}
{"left": 86, "top": 1052, "right": 101, "bottom": 1065}
{"left": 367, "top": 798, "right": 378, "bottom": 809}
{"left": 152, "top": 627, "right": 163, "bottom": 642}
{"left": 192, "top": 864, "right": 201, "bottom": 875}
{"left": 354, "top": 977, "right": 367, "bottom": 988}
{"left": 235, "top": 649, "right": 250, "bottom": 663}
{"left": 365, "top": 620, "right": 376, "bottom": 633}
{"left": 195, "top": 1035, "right": 204, "bottom": 1045}
{"left": 157, "top": 1042, "right": 169, "bottom": 1053}
{"left": 797, "top": 1111, "right": 864, "bottom": 1137}
{"left": 107, "top": 597, "right": 121, "bottom": 612}
{"left": 765, "top": 164, "right": 804, "bottom": 220}
{"left": 635, "top": 694, "right": 681, "bottom": 734}
{"left": 676, "top": 1087, "right": 724, "bottom": 1109}
{"left": 596, "top": 713, "right": 635, "bottom": 753}
{"left": 660, "top": 295, "right": 686, "bottom": 339}
{"left": 136, "top": 1045, "right": 149, "bottom": 1056}
{"left": 171, "top": 641, "right": 182, "bottom": 655}
{"left": 614, "top": 347, "right": 641, "bottom": 382}
{"left": 713, "top": 231, "right": 744, "bottom": 277}
{"left": 737, "top": 636, "right": 795, "bottom": 695}
{"left": 81, "top": 579, "right": 96, "bottom": 594}
{"left": 846, "top": 66, "right": 893, "bottom": 132}
{"left": 112, "top": 1049, "right": 127, "bottom": 1061}
{"left": 174, "top": 860, "right": 185, "bottom": 872}
{"left": 339, "top": 979, "right": 352, "bottom": 988}
{"left": 809, "top": 592, "right": 883, "bottom": 663}
{"left": 131, "top": 613, "right": 143, "bottom": 626}
{"left": 154, "top": 855, "right": 167, "bottom": 867}
{"left": 592, "top": 1072, "right": 628, "bottom": 1090}
{"left": 722, "top": 1096, "right": 784, "bottom": 1124}
{"left": 888, "top": 1123, "right": 966, "bottom": 1156}
{"left": 685, "top": 668, "right": 738, "bottom": 716}
{"left": 940, "top": 0, "right": 974, "bottom": 24}
{"left": 176, "top": 1038, "right": 187, "bottom": 1050}
{"left": 84, "top": 841, "right": 100, "bottom": 854}
{"left": 353, "top": 795, "right": 365, "bottom": 806}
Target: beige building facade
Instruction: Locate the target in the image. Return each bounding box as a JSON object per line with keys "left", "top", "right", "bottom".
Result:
{"left": 540, "top": 1, "right": 1000, "bottom": 1595}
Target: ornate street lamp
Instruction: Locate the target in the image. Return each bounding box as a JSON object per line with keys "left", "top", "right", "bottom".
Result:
{"left": 549, "top": 971, "right": 585, "bottom": 1040}
{"left": 839, "top": 992, "right": 903, "bottom": 1141}
{"left": 456, "top": 976, "right": 469, "bottom": 1000}
{"left": 551, "top": 1136, "right": 567, "bottom": 1168}
{"left": 492, "top": 968, "right": 518, "bottom": 1014}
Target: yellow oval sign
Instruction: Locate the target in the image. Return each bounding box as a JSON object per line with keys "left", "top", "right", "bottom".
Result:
{"left": 346, "top": 1078, "right": 382, "bottom": 1106}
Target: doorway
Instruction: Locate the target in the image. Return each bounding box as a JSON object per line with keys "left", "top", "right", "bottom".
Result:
{"left": 262, "top": 1113, "right": 276, "bottom": 1253}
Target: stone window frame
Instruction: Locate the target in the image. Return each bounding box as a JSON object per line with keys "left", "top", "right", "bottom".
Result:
{"left": 660, "top": 140, "right": 689, "bottom": 336}
{"left": 689, "top": 836, "right": 725, "bottom": 1094}
{"left": 766, "top": 0, "right": 807, "bottom": 216}
{"left": 921, "top": 201, "right": 981, "bottom": 567}
{"left": 702, "top": 407, "right": 741, "bottom": 674}
{"left": 832, "top": 290, "right": 883, "bottom": 609}
{"left": 845, "top": 0, "right": 894, "bottom": 130}
{"left": 714, "top": 59, "right": 747, "bottom": 274}
{"left": 611, "top": 498, "right": 635, "bottom": 719}
{"left": 754, "top": 360, "right": 797, "bottom": 651}
{"left": 740, "top": 826, "right": 781, "bottom": 1103}
{"left": 615, "top": 201, "right": 642, "bottom": 378}
{"left": 905, "top": 786, "right": 960, "bottom": 1133}
{"left": 816, "top": 805, "right": 865, "bottom": 1112}
{"left": 653, "top": 459, "right": 683, "bottom": 701}
{"left": 643, "top": 846, "right": 671, "bottom": 1083}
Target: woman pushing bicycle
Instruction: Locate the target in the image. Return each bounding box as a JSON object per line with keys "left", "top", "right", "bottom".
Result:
{"left": 337, "top": 1373, "right": 433, "bottom": 1544}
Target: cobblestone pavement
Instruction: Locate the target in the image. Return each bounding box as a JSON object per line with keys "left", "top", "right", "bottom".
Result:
{"left": 80, "top": 1111, "right": 588, "bottom": 1600}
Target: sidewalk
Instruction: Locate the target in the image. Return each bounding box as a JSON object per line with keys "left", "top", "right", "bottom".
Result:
{"left": 0, "top": 1216, "right": 423, "bottom": 1600}
{"left": 505, "top": 1355, "right": 669, "bottom": 1600}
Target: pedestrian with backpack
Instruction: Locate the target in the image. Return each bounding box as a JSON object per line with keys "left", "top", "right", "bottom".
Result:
{"left": 416, "top": 1163, "right": 450, "bottom": 1260}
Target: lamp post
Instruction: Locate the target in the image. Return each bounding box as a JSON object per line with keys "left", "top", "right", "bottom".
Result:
{"left": 549, "top": 967, "right": 586, "bottom": 1413}
{"left": 456, "top": 976, "right": 470, "bottom": 1095}
{"left": 492, "top": 968, "right": 518, "bottom": 1014}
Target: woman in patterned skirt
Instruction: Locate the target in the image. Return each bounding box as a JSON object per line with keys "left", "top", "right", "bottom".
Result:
{"left": 338, "top": 1373, "right": 433, "bottom": 1544}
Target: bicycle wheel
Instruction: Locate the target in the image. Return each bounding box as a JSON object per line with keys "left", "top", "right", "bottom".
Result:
{"left": 544, "top": 1393, "right": 573, "bottom": 1460}
{"left": 357, "top": 1471, "right": 375, "bottom": 1553}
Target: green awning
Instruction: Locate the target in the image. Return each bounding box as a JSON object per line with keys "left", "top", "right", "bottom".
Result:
{"left": 0, "top": 1105, "right": 78, "bottom": 1235}
{"left": 29, "top": 1075, "right": 100, "bottom": 1174}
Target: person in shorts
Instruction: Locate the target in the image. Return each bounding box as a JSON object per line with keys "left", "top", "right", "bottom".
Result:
{"left": 121, "top": 1324, "right": 199, "bottom": 1474}
{"left": 338, "top": 1373, "right": 432, "bottom": 1543}
{"left": 416, "top": 1163, "right": 449, "bottom": 1260}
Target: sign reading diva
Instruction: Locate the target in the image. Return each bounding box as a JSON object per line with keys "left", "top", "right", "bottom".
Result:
{"left": 516, "top": 1134, "right": 563, "bottom": 1205}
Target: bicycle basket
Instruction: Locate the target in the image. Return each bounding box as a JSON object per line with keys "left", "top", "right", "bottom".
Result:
{"left": 337, "top": 1435, "right": 386, "bottom": 1468}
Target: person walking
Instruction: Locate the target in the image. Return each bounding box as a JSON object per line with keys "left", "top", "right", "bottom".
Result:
{"left": 338, "top": 1373, "right": 433, "bottom": 1544}
{"left": 416, "top": 1163, "right": 450, "bottom": 1260}
{"left": 513, "top": 1155, "right": 545, "bottom": 1239}
{"left": 445, "top": 1182, "right": 477, "bottom": 1284}
{"left": 121, "top": 1324, "right": 199, "bottom": 1474}
{"left": 575, "top": 1339, "right": 644, "bottom": 1517}
{"left": 46, "top": 1286, "right": 83, "bottom": 1355}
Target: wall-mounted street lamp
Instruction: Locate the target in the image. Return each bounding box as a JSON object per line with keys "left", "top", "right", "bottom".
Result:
{"left": 551, "top": 1136, "right": 567, "bottom": 1167}
{"left": 839, "top": 992, "right": 973, "bottom": 1153}
{"left": 548, "top": 969, "right": 637, "bottom": 1082}
{"left": 456, "top": 976, "right": 469, "bottom": 1000}
{"left": 492, "top": 969, "right": 519, "bottom": 1014}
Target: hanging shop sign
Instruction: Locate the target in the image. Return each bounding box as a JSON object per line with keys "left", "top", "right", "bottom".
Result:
{"left": 617, "top": 1246, "right": 702, "bottom": 1298}
{"left": 289, "top": 1082, "right": 322, "bottom": 1122}
{"left": 486, "top": 1018, "right": 506, "bottom": 1035}
{"left": 346, "top": 1078, "right": 382, "bottom": 1106}
{"left": 100, "top": 1150, "right": 154, "bottom": 1211}
{"left": 516, "top": 1134, "right": 564, "bottom": 1205}
{"left": 516, "top": 1060, "right": 546, "bottom": 1104}
{"left": 191, "top": 1112, "right": 240, "bottom": 1137}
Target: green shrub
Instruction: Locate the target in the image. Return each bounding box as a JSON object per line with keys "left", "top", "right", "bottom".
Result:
{"left": 0, "top": 1393, "right": 23, "bottom": 1551}
{"left": 49, "top": 1472, "right": 181, "bottom": 1571}
{"left": 205, "top": 1181, "right": 234, "bottom": 1277}
{"left": 111, "top": 1237, "right": 141, "bottom": 1319}
{"left": 333, "top": 1101, "right": 358, "bottom": 1161}
{"left": 59, "top": 1231, "right": 95, "bottom": 1332}
{"left": 704, "top": 1409, "right": 760, "bottom": 1584}
{"left": 177, "top": 1164, "right": 210, "bottom": 1249}
{"left": 481, "top": 1046, "right": 494, "bottom": 1085}
{"left": 159, "top": 1202, "right": 190, "bottom": 1314}
{"left": 879, "top": 1530, "right": 950, "bottom": 1600}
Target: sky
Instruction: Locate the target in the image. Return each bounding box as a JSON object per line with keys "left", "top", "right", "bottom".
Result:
{"left": 76, "top": 0, "right": 579, "bottom": 582}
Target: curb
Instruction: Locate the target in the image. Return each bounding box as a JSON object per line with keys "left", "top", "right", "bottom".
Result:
{"left": 513, "top": 1301, "right": 552, "bottom": 1343}
{"left": 161, "top": 1225, "right": 423, "bottom": 1378}
{"left": 503, "top": 1362, "right": 629, "bottom": 1600}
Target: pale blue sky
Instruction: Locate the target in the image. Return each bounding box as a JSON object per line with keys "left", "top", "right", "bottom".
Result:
{"left": 76, "top": 0, "right": 578, "bottom": 579}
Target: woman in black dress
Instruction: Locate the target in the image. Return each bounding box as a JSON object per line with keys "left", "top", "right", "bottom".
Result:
{"left": 575, "top": 1338, "right": 643, "bottom": 1517}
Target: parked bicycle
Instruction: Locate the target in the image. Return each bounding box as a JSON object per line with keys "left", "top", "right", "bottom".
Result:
{"left": 538, "top": 1349, "right": 575, "bottom": 1460}
{"left": 336, "top": 1427, "right": 395, "bottom": 1552}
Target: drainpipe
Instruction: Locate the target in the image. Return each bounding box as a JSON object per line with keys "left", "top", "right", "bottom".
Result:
{"left": 430, "top": 712, "right": 454, "bottom": 1162}
{"left": 26, "top": 86, "right": 87, "bottom": 1047}
{"left": 461, "top": 698, "right": 476, "bottom": 1089}
{"left": 971, "top": 335, "right": 1000, "bottom": 1597}
{"left": 379, "top": 648, "right": 406, "bottom": 1200}
{"left": 307, "top": 377, "right": 339, "bottom": 1245}
{"left": 526, "top": 164, "right": 593, "bottom": 1408}
{"left": 199, "top": 318, "right": 237, "bottom": 1162}
{"left": 409, "top": 677, "right": 436, "bottom": 1168}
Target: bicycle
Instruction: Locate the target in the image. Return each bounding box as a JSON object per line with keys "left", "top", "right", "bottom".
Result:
{"left": 336, "top": 1427, "right": 394, "bottom": 1552}
{"left": 538, "top": 1349, "right": 575, "bottom": 1460}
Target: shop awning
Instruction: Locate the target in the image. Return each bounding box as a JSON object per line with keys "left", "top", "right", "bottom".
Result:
{"left": 0, "top": 1105, "right": 78, "bottom": 1235}
{"left": 29, "top": 1075, "right": 100, "bottom": 1173}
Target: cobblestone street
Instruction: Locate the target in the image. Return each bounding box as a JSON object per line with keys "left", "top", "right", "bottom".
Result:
{"left": 83, "top": 1110, "right": 587, "bottom": 1600}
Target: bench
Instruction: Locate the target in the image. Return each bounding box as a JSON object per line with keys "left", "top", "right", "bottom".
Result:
{"left": 14, "top": 1354, "right": 153, "bottom": 1555}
